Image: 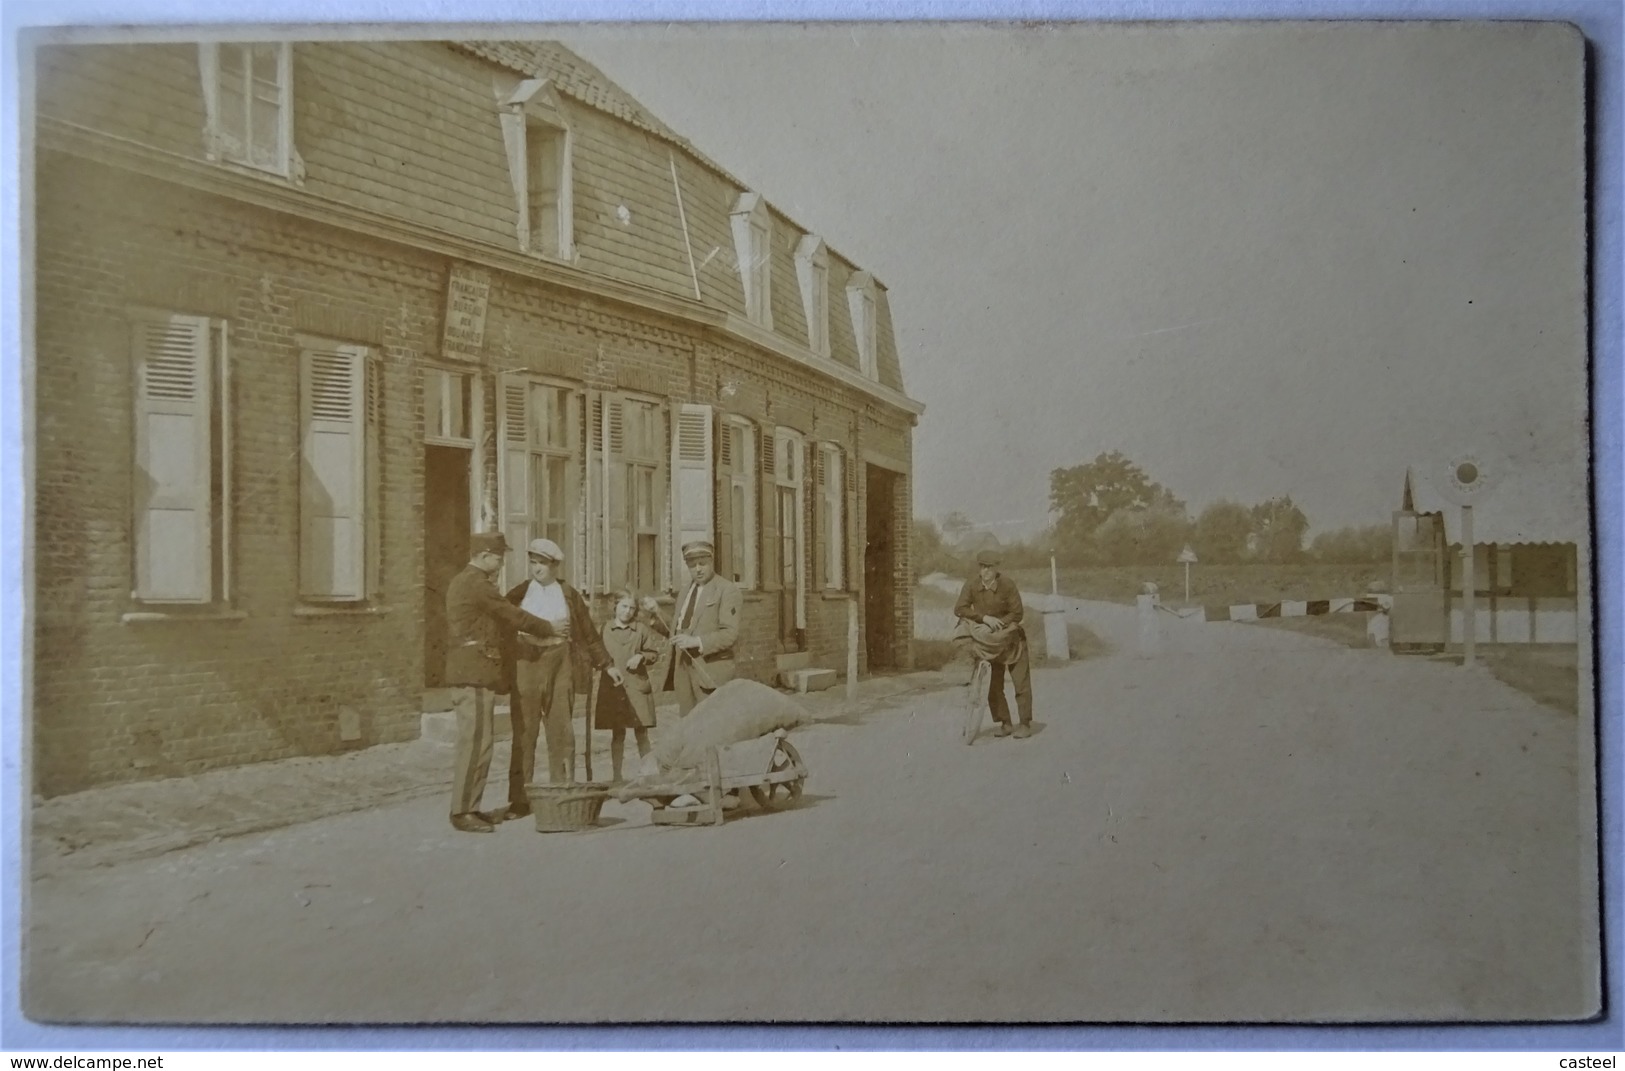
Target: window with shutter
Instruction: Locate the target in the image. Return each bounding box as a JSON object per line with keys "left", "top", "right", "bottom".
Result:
{"left": 845, "top": 447, "right": 861, "bottom": 594}
{"left": 775, "top": 428, "right": 807, "bottom": 633}
{"left": 498, "top": 375, "right": 580, "bottom": 590}
{"left": 760, "top": 431, "right": 779, "bottom": 592}
{"left": 820, "top": 444, "right": 845, "bottom": 590}
{"left": 717, "top": 417, "right": 758, "bottom": 588}
{"left": 671, "top": 403, "right": 714, "bottom": 585}
{"left": 131, "top": 311, "right": 231, "bottom": 605}
{"left": 299, "top": 340, "right": 370, "bottom": 601}
{"left": 618, "top": 398, "right": 665, "bottom": 595}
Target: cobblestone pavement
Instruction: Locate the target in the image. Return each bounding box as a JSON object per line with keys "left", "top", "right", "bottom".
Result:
{"left": 29, "top": 667, "right": 964, "bottom": 879}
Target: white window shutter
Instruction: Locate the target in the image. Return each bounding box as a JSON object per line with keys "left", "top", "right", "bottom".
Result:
{"left": 672, "top": 403, "right": 714, "bottom": 579}
{"left": 498, "top": 375, "right": 531, "bottom": 589}
{"left": 300, "top": 343, "right": 367, "bottom": 600}
{"left": 365, "top": 355, "right": 383, "bottom": 599}
{"left": 132, "top": 313, "right": 213, "bottom": 603}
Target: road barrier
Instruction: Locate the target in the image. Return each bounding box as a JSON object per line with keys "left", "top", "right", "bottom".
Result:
{"left": 1154, "top": 595, "right": 1393, "bottom": 623}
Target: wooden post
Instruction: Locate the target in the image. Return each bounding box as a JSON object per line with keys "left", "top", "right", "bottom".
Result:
{"left": 1462, "top": 504, "right": 1475, "bottom": 668}
{"left": 846, "top": 595, "right": 860, "bottom": 704}
{"left": 1050, "top": 552, "right": 1058, "bottom": 598}
{"left": 1184, "top": 560, "right": 1191, "bottom": 605}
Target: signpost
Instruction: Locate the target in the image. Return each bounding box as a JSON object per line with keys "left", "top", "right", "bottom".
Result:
{"left": 1177, "top": 544, "right": 1198, "bottom": 604}
{"left": 1434, "top": 453, "right": 1499, "bottom": 669}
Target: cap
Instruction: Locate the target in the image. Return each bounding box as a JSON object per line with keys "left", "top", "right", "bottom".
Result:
{"left": 470, "top": 531, "right": 509, "bottom": 556}
{"left": 976, "top": 550, "right": 1001, "bottom": 567}
{"left": 527, "top": 538, "right": 564, "bottom": 563}
{"left": 681, "top": 539, "right": 715, "bottom": 561}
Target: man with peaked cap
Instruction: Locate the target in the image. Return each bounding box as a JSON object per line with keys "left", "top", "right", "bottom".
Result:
{"left": 954, "top": 549, "right": 1035, "bottom": 738}
{"left": 444, "top": 532, "right": 557, "bottom": 833}
{"left": 501, "top": 537, "right": 617, "bottom": 811}
{"left": 663, "top": 538, "right": 743, "bottom": 717}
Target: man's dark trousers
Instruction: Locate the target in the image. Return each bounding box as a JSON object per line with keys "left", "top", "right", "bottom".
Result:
{"left": 988, "top": 652, "right": 1033, "bottom": 726}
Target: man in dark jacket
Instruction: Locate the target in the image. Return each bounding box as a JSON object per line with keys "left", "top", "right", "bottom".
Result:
{"left": 445, "top": 532, "right": 556, "bottom": 833}
{"left": 502, "top": 538, "right": 618, "bottom": 812}
{"left": 954, "top": 550, "right": 1034, "bottom": 738}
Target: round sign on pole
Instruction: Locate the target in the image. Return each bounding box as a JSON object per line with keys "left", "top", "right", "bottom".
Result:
{"left": 1433, "top": 452, "right": 1501, "bottom": 506}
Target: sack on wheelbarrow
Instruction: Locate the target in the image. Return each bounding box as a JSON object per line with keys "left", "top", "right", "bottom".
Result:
{"left": 654, "top": 678, "right": 808, "bottom": 771}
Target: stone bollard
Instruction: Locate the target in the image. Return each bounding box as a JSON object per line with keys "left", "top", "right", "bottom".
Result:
{"left": 1136, "top": 582, "right": 1162, "bottom": 658}
{"left": 1365, "top": 592, "right": 1393, "bottom": 649}
{"left": 1040, "top": 595, "right": 1070, "bottom": 661}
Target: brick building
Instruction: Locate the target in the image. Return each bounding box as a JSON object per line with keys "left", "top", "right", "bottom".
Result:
{"left": 30, "top": 38, "right": 923, "bottom": 795}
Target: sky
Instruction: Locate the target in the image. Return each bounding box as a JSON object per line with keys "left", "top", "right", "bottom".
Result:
{"left": 558, "top": 21, "right": 1589, "bottom": 541}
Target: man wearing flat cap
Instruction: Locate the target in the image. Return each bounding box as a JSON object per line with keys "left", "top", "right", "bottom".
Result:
{"left": 663, "top": 538, "right": 743, "bottom": 716}
{"left": 502, "top": 538, "right": 617, "bottom": 811}
{"left": 444, "top": 532, "right": 558, "bottom": 833}
{"left": 954, "top": 549, "right": 1035, "bottom": 738}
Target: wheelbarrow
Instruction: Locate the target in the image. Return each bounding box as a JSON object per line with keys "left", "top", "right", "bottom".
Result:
{"left": 613, "top": 729, "right": 809, "bottom": 827}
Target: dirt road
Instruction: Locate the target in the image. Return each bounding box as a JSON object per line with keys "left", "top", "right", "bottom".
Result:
{"left": 26, "top": 603, "right": 1597, "bottom": 1023}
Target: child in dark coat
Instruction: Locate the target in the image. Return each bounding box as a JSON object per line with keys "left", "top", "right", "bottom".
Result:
{"left": 595, "top": 589, "right": 668, "bottom": 782}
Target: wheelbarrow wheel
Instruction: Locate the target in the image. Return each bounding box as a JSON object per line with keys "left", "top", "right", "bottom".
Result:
{"left": 749, "top": 777, "right": 804, "bottom": 810}
{"left": 749, "top": 739, "right": 807, "bottom": 810}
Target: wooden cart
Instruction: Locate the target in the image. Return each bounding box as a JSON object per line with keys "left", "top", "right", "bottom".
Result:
{"left": 625, "top": 729, "right": 809, "bottom": 827}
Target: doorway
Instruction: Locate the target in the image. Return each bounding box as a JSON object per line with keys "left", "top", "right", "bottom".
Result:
{"left": 424, "top": 445, "right": 472, "bottom": 688}
{"left": 864, "top": 464, "right": 898, "bottom": 670}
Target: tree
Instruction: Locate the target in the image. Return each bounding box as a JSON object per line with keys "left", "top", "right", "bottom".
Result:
{"left": 940, "top": 510, "right": 973, "bottom": 540}
{"left": 1249, "top": 495, "right": 1311, "bottom": 562}
{"left": 912, "top": 517, "right": 960, "bottom": 578}
{"left": 1094, "top": 505, "right": 1191, "bottom": 565}
{"left": 1050, "top": 452, "right": 1182, "bottom": 558}
{"left": 1310, "top": 524, "right": 1392, "bottom": 563}
{"left": 1193, "top": 500, "right": 1252, "bottom": 563}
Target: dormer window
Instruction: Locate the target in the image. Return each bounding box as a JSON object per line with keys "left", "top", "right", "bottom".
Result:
{"left": 846, "top": 271, "right": 879, "bottom": 379}
{"left": 198, "top": 42, "right": 295, "bottom": 177}
{"left": 795, "top": 235, "right": 830, "bottom": 357}
{"left": 501, "top": 79, "right": 574, "bottom": 261}
{"left": 730, "top": 192, "right": 773, "bottom": 329}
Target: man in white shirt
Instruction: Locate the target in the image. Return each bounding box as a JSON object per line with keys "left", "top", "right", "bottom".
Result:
{"left": 502, "top": 539, "right": 618, "bottom": 810}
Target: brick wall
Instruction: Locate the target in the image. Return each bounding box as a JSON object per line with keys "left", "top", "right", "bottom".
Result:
{"left": 32, "top": 35, "right": 920, "bottom": 794}
{"left": 33, "top": 163, "right": 437, "bottom": 796}
{"left": 35, "top": 156, "right": 916, "bottom": 794}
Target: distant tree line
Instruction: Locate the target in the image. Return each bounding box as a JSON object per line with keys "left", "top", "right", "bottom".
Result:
{"left": 914, "top": 450, "right": 1392, "bottom": 574}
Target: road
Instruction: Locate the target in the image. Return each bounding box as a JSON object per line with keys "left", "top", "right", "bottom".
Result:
{"left": 26, "top": 598, "right": 1597, "bottom": 1023}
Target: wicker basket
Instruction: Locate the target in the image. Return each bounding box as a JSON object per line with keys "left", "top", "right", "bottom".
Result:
{"left": 524, "top": 782, "right": 611, "bottom": 833}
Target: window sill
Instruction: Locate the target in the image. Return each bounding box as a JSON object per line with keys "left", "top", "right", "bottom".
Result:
{"left": 122, "top": 609, "right": 248, "bottom": 624}
{"left": 293, "top": 605, "right": 393, "bottom": 617}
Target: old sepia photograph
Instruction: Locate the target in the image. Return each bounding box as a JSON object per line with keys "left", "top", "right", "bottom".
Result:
{"left": 15, "top": 16, "right": 1603, "bottom": 1028}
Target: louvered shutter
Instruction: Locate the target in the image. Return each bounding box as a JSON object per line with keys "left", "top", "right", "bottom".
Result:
{"left": 811, "top": 447, "right": 826, "bottom": 591}
{"left": 847, "top": 450, "right": 861, "bottom": 593}
{"left": 498, "top": 375, "right": 531, "bottom": 590}
{"left": 365, "top": 355, "right": 383, "bottom": 599}
{"left": 568, "top": 392, "right": 585, "bottom": 587}
{"left": 132, "top": 313, "right": 213, "bottom": 602}
{"left": 760, "top": 430, "right": 779, "bottom": 591}
{"left": 606, "top": 395, "right": 629, "bottom": 591}
{"left": 300, "top": 342, "right": 367, "bottom": 600}
{"left": 584, "top": 391, "right": 602, "bottom": 594}
{"left": 713, "top": 419, "right": 733, "bottom": 583}
{"left": 672, "top": 403, "right": 714, "bottom": 581}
